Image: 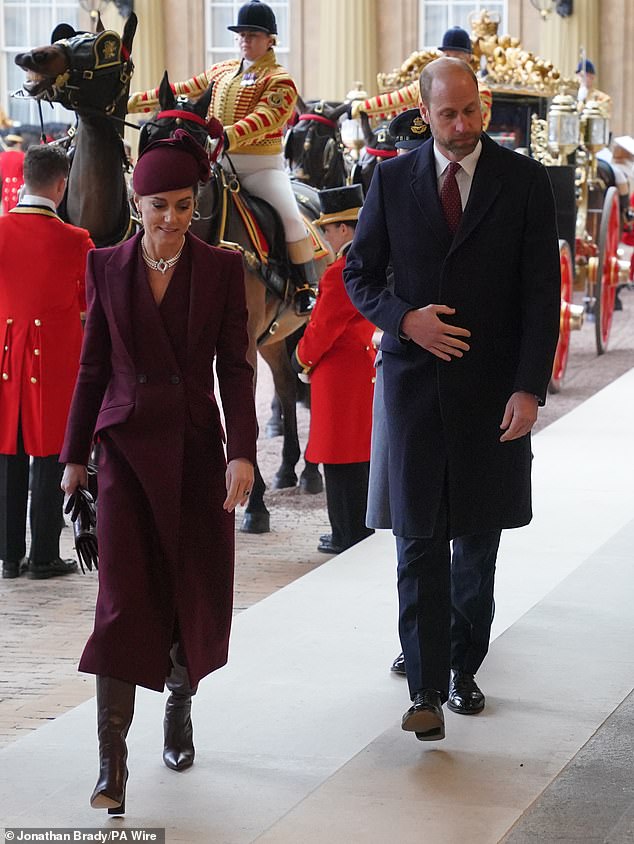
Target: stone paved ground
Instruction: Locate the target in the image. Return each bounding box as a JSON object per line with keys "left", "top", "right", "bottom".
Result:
{"left": 1, "top": 285, "right": 633, "bottom": 748}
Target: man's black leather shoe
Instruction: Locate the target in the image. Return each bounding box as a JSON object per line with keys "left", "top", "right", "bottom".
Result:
{"left": 2, "top": 556, "right": 28, "bottom": 579}
{"left": 317, "top": 535, "right": 343, "bottom": 555}
{"left": 447, "top": 670, "right": 485, "bottom": 715}
{"left": 27, "top": 557, "right": 78, "bottom": 580}
{"left": 390, "top": 652, "right": 406, "bottom": 675}
{"left": 401, "top": 689, "right": 445, "bottom": 741}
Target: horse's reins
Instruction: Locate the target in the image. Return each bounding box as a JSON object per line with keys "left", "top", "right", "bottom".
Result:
{"left": 297, "top": 113, "right": 337, "bottom": 128}
{"left": 365, "top": 146, "right": 398, "bottom": 159}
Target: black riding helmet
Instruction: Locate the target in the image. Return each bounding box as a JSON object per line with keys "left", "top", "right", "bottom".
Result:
{"left": 227, "top": 0, "right": 278, "bottom": 35}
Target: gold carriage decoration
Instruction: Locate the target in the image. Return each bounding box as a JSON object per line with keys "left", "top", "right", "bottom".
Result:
{"left": 374, "top": 10, "right": 628, "bottom": 393}
{"left": 377, "top": 9, "right": 577, "bottom": 97}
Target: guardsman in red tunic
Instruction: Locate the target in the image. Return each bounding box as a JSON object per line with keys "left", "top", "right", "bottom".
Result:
{"left": 0, "top": 134, "right": 26, "bottom": 213}
{"left": 0, "top": 145, "right": 93, "bottom": 579}
{"left": 293, "top": 185, "right": 375, "bottom": 555}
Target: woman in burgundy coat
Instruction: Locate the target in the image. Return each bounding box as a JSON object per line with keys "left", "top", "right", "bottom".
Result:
{"left": 60, "top": 131, "right": 257, "bottom": 814}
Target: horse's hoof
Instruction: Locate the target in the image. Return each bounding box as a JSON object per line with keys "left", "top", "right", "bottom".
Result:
{"left": 265, "top": 421, "right": 284, "bottom": 438}
{"left": 240, "top": 512, "right": 271, "bottom": 534}
{"left": 299, "top": 472, "right": 323, "bottom": 495}
{"left": 273, "top": 470, "right": 298, "bottom": 489}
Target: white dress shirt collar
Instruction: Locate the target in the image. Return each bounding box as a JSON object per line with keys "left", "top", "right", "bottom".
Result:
{"left": 18, "top": 194, "right": 58, "bottom": 212}
{"left": 432, "top": 139, "right": 482, "bottom": 180}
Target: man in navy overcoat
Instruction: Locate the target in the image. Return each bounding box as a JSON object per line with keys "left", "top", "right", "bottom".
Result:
{"left": 344, "top": 58, "right": 561, "bottom": 741}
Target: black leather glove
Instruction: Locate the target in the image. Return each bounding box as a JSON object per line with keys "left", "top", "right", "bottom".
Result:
{"left": 64, "top": 487, "right": 98, "bottom": 573}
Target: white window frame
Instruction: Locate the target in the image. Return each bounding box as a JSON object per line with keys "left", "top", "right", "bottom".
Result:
{"left": 418, "top": 0, "right": 508, "bottom": 51}
{"left": 204, "top": 0, "right": 290, "bottom": 70}
{"left": 0, "top": 0, "right": 80, "bottom": 127}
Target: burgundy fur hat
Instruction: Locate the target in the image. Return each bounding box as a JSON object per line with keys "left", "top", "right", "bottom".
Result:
{"left": 132, "top": 129, "right": 211, "bottom": 195}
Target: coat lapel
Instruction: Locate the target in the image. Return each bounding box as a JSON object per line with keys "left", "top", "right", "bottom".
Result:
{"left": 186, "top": 234, "right": 217, "bottom": 366}
{"left": 450, "top": 134, "right": 503, "bottom": 253}
{"left": 409, "top": 139, "right": 453, "bottom": 250}
{"left": 103, "top": 232, "right": 139, "bottom": 364}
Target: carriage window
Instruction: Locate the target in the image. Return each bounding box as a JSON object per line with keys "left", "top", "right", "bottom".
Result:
{"left": 419, "top": 0, "right": 507, "bottom": 51}
{"left": 0, "top": 0, "right": 80, "bottom": 127}
{"left": 204, "top": 0, "right": 290, "bottom": 68}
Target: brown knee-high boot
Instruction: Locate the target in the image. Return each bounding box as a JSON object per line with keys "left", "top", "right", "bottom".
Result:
{"left": 90, "top": 675, "right": 135, "bottom": 814}
{"left": 163, "top": 643, "right": 196, "bottom": 771}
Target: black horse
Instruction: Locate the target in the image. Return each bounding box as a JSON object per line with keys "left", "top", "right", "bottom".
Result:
{"left": 350, "top": 113, "right": 397, "bottom": 195}
{"left": 15, "top": 15, "right": 137, "bottom": 247}
{"left": 284, "top": 99, "right": 349, "bottom": 189}
{"left": 284, "top": 99, "right": 397, "bottom": 196}
{"left": 139, "top": 73, "right": 328, "bottom": 532}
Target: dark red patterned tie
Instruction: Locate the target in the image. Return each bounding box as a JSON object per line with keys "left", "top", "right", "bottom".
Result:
{"left": 440, "top": 161, "right": 463, "bottom": 234}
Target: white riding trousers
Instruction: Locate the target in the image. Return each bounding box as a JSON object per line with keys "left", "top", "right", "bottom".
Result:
{"left": 223, "top": 153, "right": 307, "bottom": 243}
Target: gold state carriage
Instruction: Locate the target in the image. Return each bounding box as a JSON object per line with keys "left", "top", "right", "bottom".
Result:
{"left": 374, "top": 10, "right": 629, "bottom": 392}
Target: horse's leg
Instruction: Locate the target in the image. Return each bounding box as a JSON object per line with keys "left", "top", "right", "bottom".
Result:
{"left": 240, "top": 271, "right": 270, "bottom": 534}
{"left": 284, "top": 325, "right": 311, "bottom": 409}
{"left": 258, "top": 340, "right": 301, "bottom": 489}
{"left": 240, "top": 462, "right": 270, "bottom": 534}
{"left": 265, "top": 393, "right": 284, "bottom": 438}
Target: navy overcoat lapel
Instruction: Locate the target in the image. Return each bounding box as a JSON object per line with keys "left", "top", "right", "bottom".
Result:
{"left": 408, "top": 134, "right": 504, "bottom": 255}
{"left": 409, "top": 138, "right": 453, "bottom": 250}
{"left": 451, "top": 134, "right": 503, "bottom": 253}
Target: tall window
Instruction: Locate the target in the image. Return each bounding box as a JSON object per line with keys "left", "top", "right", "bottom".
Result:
{"left": 0, "top": 0, "right": 79, "bottom": 126}
{"left": 205, "top": 0, "right": 290, "bottom": 69}
{"left": 419, "top": 0, "right": 507, "bottom": 51}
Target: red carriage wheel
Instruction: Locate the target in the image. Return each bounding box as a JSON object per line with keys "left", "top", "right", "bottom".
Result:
{"left": 549, "top": 240, "right": 575, "bottom": 394}
{"left": 594, "top": 186, "right": 620, "bottom": 355}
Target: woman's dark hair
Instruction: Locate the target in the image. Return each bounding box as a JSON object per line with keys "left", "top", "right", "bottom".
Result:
{"left": 23, "top": 145, "right": 69, "bottom": 192}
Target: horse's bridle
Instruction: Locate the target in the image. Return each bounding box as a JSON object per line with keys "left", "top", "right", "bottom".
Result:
{"left": 290, "top": 105, "right": 345, "bottom": 185}
{"left": 47, "top": 30, "right": 134, "bottom": 115}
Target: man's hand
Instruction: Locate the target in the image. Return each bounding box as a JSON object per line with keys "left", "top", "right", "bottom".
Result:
{"left": 401, "top": 305, "right": 471, "bottom": 361}
{"left": 499, "top": 391, "right": 539, "bottom": 442}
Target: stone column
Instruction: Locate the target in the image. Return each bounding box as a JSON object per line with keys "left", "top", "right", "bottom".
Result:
{"left": 318, "top": 0, "right": 378, "bottom": 101}
{"left": 600, "top": 0, "right": 634, "bottom": 135}
{"left": 100, "top": 0, "right": 166, "bottom": 150}
{"left": 539, "top": 0, "right": 600, "bottom": 78}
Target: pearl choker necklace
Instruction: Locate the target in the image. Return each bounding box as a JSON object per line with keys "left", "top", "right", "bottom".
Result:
{"left": 141, "top": 237, "right": 185, "bottom": 274}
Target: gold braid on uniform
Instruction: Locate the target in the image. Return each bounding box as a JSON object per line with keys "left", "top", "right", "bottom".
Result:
{"left": 128, "top": 50, "right": 297, "bottom": 157}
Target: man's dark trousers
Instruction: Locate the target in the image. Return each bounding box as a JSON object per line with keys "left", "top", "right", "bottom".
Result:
{"left": 0, "top": 422, "right": 64, "bottom": 564}
{"left": 396, "top": 514, "right": 501, "bottom": 702}
{"left": 323, "top": 461, "right": 373, "bottom": 550}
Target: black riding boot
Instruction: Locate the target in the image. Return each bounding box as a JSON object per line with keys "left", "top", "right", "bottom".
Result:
{"left": 290, "top": 260, "right": 318, "bottom": 316}
{"left": 287, "top": 237, "right": 318, "bottom": 316}
{"left": 163, "top": 643, "right": 197, "bottom": 771}
{"left": 90, "top": 675, "right": 136, "bottom": 814}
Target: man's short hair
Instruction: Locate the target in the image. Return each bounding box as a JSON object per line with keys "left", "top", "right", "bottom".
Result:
{"left": 23, "top": 145, "right": 69, "bottom": 192}
{"left": 419, "top": 57, "right": 478, "bottom": 107}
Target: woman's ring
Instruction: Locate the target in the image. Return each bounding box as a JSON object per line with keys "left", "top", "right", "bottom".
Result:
{"left": 243, "top": 488, "right": 251, "bottom": 495}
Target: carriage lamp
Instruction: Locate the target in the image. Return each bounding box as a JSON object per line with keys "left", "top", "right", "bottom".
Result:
{"left": 581, "top": 100, "right": 609, "bottom": 151}
{"left": 340, "top": 118, "right": 364, "bottom": 156}
{"left": 547, "top": 93, "right": 580, "bottom": 164}
{"left": 580, "top": 100, "right": 610, "bottom": 182}
{"left": 79, "top": 0, "right": 111, "bottom": 12}
{"left": 530, "top": 0, "right": 555, "bottom": 19}
{"left": 79, "top": 0, "right": 112, "bottom": 29}
{"left": 340, "top": 82, "right": 368, "bottom": 158}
